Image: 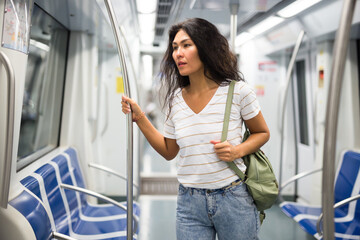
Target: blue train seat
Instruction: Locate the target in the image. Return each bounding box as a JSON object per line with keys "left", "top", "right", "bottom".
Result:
{"left": 9, "top": 147, "right": 140, "bottom": 240}
{"left": 9, "top": 189, "right": 53, "bottom": 239}
{"left": 280, "top": 150, "right": 360, "bottom": 240}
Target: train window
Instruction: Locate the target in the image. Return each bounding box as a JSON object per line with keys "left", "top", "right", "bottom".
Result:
{"left": 17, "top": 5, "right": 69, "bottom": 170}
{"left": 295, "top": 60, "right": 309, "bottom": 146}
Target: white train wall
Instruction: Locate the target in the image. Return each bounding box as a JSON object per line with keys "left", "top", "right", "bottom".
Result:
{"left": 237, "top": 0, "right": 360, "bottom": 204}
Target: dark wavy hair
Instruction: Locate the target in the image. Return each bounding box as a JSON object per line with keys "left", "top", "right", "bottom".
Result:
{"left": 160, "top": 18, "right": 243, "bottom": 115}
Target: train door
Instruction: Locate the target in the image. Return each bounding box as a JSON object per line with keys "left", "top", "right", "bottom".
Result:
{"left": 292, "top": 52, "right": 316, "bottom": 203}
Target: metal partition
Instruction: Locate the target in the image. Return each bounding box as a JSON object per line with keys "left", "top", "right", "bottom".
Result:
{"left": 0, "top": 51, "right": 15, "bottom": 209}
{"left": 321, "top": 0, "right": 356, "bottom": 239}
{"left": 102, "top": 1, "right": 134, "bottom": 239}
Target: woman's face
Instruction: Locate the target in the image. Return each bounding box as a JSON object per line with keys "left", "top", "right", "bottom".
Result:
{"left": 172, "top": 30, "right": 204, "bottom": 77}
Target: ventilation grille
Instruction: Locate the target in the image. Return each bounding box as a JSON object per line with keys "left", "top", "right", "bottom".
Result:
{"left": 154, "top": 0, "right": 174, "bottom": 44}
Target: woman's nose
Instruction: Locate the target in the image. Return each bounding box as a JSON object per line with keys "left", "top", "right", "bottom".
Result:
{"left": 175, "top": 47, "right": 183, "bottom": 57}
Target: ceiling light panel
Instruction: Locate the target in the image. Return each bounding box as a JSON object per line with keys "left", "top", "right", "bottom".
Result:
{"left": 248, "top": 16, "right": 284, "bottom": 35}
{"left": 277, "top": 0, "right": 322, "bottom": 18}
{"left": 136, "top": 0, "right": 157, "bottom": 13}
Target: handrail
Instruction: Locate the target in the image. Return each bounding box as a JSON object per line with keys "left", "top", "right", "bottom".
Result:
{"left": 316, "top": 194, "right": 360, "bottom": 237}
{"left": 0, "top": 51, "right": 15, "bottom": 209}
{"left": 102, "top": 1, "right": 134, "bottom": 239}
{"left": 321, "top": 0, "right": 356, "bottom": 239}
{"left": 88, "top": 163, "right": 139, "bottom": 189}
{"left": 52, "top": 232, "right": 78, "bottom": 240}
{"left": 60, "top": 184, "right": 138, "bottom": 234}
{"left": 278, "top": 30, "right": 305, "bottom": 190}
{"left": 279, "top": 168, "right": 322, "bottom": 198}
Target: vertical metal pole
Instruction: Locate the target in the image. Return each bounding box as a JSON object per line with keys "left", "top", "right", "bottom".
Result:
{"left": 229, "top": 0, "right": 239, "bottom": 52}
{"left": 103, "top": 0, "right": 134, "bottom": 239}
{"left": 118, "top": 25, "right": 141, "bottom": 200}
{"left": 278, "top": 30, "right": 305, "bottom": 197}
{"left": 0, "top": 51, "right": 15, "bottom": 209}
{"left": 321, "top": 0, "right": 356, "bottom": 239}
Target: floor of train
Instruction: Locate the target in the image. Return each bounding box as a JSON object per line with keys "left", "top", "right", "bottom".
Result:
{"left": 138, "top": 141, "right": 315, "bottom": 240}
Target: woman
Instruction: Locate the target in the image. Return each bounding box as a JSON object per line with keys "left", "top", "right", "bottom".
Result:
{"left": 122, "top": 18, "right": 270, "bottom": 240}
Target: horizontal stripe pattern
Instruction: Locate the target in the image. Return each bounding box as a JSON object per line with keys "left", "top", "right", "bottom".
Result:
{"left": 164, "top": 81, "right": 260, "bottom": 189}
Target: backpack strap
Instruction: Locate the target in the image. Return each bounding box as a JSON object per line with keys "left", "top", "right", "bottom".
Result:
{"left": 221, "top": 80, "right": 246, "bottom": 181}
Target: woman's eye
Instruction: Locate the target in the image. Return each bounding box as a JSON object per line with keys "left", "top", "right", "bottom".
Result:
{"left": 184, "top": 44, "right": 190, "bottom": 47}
{"left": 173, "top": 46, "right": 178, "bottom": 50}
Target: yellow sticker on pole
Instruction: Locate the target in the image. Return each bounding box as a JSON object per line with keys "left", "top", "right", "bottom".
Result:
{"left": 116, "top": 76, "right": 124, "bottom": 93}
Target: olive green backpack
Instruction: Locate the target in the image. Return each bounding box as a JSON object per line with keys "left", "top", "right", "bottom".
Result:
{"left": 221, "top": 80, "right": 279, "bottom": 223}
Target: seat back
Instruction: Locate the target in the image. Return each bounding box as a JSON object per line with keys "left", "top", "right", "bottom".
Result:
{"left": 64, "top": 148, "right": 86, "bottom": 189}
{"left": 52, "top": 153, "right": 87, "bottom": 209}
{"left": 334, "top": 150, "right": 360, "bottom": 218}
{"left": 9, "top": 190, "right": 53, "bottom": 240}
{"left": 10, "top": 148, "right": 87, "bottom": 237}
{"left": 31, "top": 163, "right": 71, "bottom": 235}
{"left": 10, "top": 147, "right": 138, "bottom": 239}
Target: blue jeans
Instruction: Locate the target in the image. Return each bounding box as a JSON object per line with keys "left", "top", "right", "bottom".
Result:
{"left": 176, "top": 180, "right": 260, "bottom": 240}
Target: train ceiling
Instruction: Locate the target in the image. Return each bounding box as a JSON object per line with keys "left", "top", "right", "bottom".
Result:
{"left": 151, "top": 0, "right": 284, "bottom": 48}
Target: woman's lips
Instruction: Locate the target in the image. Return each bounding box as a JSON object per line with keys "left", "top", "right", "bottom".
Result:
{"left": 178, "top": 61, "right": 186, "bottom": 67}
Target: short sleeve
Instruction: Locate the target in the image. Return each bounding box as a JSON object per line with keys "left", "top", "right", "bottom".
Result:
{"left": 237, "top": 82, "right": 261, "bottom": 120}
{"left": 163, "top": 107, "right": 176, "bottom": 139}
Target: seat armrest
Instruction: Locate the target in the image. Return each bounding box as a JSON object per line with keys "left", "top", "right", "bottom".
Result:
{"left": 316, "top": 194, "right": 360, "bottom": 236}
{"left": 279, "top": 168, "right": 322, "bottom": 202}
{"left": 60, "top": 183, "right": 139, "bottom": 233}
{"left": 88, "top": 163, "right": 139, "bottom": 189}
{"left": 52, "top": 231, "right": 78, "bottom": 240}
{"left": 333, "top": 194, "right": 360, "bottom": 209}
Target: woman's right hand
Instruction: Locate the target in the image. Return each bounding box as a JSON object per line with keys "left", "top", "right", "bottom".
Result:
{"left": 121, "top": 95, "right": 144, "bottom": 121}
{"left": 122, "top": 95, "right": 179, "bottom": 159}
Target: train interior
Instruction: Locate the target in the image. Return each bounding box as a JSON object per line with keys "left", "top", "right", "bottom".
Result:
{"left": 0, "top": 0, "right": 359, "bottom": 239}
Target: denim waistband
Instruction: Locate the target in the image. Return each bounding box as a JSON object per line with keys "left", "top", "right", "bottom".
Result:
{"left": 179, "top": 178, "right": 243, "bottom": 195}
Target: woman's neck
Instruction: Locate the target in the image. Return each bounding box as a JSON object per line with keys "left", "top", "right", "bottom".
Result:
{"left": 187, "top": 73, "right": 217, "bottom": 94}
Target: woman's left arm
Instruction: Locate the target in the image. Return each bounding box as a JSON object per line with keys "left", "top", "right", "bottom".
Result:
{"left": 240, "top": 111, "right": 270, "bottom": 155}
{"left": 211, "top": 111, "right": 270, "bottom": 162}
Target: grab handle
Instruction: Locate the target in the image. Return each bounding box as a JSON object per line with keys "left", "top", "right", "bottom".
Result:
{"left": 0, "top": 51, "right": 15, "bottom": 209}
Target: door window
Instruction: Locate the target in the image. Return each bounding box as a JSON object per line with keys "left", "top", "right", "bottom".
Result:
{"left": 295, "top": 60, "right": 309, "bottom": 146}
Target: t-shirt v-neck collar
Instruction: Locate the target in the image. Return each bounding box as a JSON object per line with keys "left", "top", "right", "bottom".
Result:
{"left": 180, "top": 85, "right": 221, "bottom": 115}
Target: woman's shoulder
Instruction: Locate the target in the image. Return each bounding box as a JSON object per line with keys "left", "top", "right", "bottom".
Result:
{"left": 234, "top": 80, "right": 255, "bottom": 94}
{"left": 169, "top": 88, "right": 183, "bottom": 105}
{"left": 218, "top": 80, "right": 255, "bottom": 96}
{"left": 174, "top": 87, "right": 182, "bottom": 96}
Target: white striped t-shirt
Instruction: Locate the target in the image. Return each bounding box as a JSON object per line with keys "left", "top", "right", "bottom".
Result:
{"left": 163, "top": 81, "right": 260, "bottom": 189}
